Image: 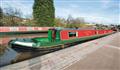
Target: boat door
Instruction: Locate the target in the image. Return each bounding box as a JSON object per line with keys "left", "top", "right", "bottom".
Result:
{"left": 48, "top": 28, "right": 57, "bottom": 42}
{"left": 51, "top": 29, "right": 56, "bottom": 41}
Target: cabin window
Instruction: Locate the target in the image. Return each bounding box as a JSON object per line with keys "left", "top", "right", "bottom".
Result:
{"left": 69, "top": 32, "right": 76, "bottom": 37}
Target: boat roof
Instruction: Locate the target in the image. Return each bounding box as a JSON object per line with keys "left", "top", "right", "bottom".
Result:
{"left": 54, "top": 27, "right": 95, "bottom": 30}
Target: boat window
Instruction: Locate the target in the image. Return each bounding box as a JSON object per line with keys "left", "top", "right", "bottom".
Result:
{"left": 69, "top": 32, "right": 76, "bottom": 37}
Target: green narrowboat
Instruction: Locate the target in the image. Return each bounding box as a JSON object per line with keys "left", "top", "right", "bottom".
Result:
{"left": 9, "top": 28, "right": 113, "bottom": 51}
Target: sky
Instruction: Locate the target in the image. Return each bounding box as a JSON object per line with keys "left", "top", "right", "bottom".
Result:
{"left": 0, "top": 0, "right": 120, "bottom": 25}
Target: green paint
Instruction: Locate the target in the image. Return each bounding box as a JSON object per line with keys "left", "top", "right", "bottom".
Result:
{"left": 47, "top": 29, "right": 61, "bottom": 42}
{"left": 48, "top": 29, "right": 53, "bottom": 42}
{"left": 32, "top": 37, "right": 49, "bottom": 42}
{"left": 33, "top": 33, "right": 110, "bottom": 48}
{"left": 55, "top": 29, "right": 60, "bottom": 42}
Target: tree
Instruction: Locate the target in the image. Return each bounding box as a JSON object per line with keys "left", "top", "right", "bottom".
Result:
{"left": 0, "top": 7, "right": 3, "bottom": 26}
{"left": 54, "top": 17, "right": 66, "bottom": 27}
{"left": 65, "top": 15, "right": 86, "bottom": 28}
{"left": 0, "top": 7, "right": 3, "bottom": 19}
{"left": 33, "top": 0, "right": 55, "bottom": 26}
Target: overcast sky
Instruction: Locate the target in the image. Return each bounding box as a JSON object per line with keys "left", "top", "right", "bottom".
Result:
{"left": 0, "top": 0, "right": 120, "bottom": 24}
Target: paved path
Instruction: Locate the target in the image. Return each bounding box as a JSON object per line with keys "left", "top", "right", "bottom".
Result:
{"left": 64, "top": 32, "right": 120, "bottom": 70}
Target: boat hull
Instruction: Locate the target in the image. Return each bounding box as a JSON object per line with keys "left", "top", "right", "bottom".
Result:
{"left": 10, "top": 32, "right": 114, "bottom": 52}
{"left": 11, "top": 44, "right": 62, "bottom": 52}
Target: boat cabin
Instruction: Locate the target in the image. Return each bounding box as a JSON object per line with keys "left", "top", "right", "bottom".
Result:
{"left": 48, "top": 28, "right": 113, "bottom": 42}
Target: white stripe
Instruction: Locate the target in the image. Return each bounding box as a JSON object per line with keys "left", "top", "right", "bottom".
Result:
{"left": 14, "top": 41, "right": 34, "bottom": 47}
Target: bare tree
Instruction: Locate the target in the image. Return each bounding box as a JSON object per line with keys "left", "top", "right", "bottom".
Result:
{"left": 66, "top": 15, "right": 74, "bottom": 24}
{"left": 3, "top": 7, "right": 23, "bottom": 26}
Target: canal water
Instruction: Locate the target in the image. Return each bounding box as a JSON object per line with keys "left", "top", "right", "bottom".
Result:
{"left": 0, "top": 33, "right": 48, "bottom": 67}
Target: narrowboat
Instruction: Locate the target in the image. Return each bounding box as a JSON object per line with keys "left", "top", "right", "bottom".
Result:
{"left": 8, "top": 28, "right": 113, "bottom": 51}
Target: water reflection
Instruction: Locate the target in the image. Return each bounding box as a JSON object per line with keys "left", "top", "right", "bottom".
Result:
{"left": 0, "top": 46, "right": 50, "bottom": 67}
{"left": 0, "top": 48, "right": 17, "bottom": 67}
